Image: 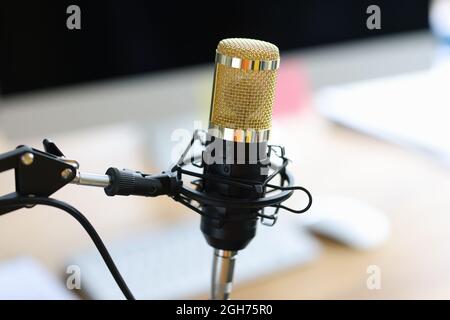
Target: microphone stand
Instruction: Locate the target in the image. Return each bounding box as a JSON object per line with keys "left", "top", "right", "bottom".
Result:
{"left": 211, "top": 249, "right": 237, "bottom": 300}
{"left": 0, "top": 136, "right": 312, "bottom": 300}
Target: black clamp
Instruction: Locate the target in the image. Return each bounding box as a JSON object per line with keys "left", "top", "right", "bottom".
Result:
{"left": 0, "top": 140, "right": 76, "bottom": 215}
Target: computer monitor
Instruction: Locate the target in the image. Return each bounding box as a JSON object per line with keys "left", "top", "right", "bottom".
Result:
{"left": 1, "top": 0, "right": 429, "bottom": 96}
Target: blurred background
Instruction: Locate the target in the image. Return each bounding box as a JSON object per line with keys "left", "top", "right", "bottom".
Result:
{"left": 1, "top": 0, "right": 450, "bottom": 299}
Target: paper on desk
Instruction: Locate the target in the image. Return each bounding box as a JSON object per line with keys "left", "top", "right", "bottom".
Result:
{"left": 315, "top": 66, "right": 450, "bottom": 164}
{"left": 0, "top": 257, "right": 77, "bottom": 300}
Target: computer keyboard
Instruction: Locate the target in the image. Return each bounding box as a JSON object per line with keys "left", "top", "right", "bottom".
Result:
{"left": 70, "top": 219, "right": 320, "bottom": 299}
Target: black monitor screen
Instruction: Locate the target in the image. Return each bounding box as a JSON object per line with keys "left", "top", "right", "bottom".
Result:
{"left": 1, "top": 0, "right": 429, "bottom": 96}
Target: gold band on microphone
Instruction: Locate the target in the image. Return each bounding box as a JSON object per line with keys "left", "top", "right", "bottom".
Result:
{"left": 215, "top": 51, "right": 280, "bottom": 71}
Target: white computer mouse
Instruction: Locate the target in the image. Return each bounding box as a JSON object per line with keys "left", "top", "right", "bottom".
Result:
{"left": 300, "top": 195, "right": 390, "bottom": 250}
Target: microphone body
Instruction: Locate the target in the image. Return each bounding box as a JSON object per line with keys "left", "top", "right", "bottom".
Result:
{"left": 201, "top": 139, "right": 268, "bottom": 251}
{"left": 200, "top": 39, "right": 280, "bottom": 252}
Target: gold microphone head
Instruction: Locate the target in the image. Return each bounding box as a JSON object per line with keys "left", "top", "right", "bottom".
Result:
{"left": 209, "top": 38, "right": 280, "bottom": 143}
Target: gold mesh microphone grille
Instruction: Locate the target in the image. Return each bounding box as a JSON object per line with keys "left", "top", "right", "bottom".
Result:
{"left": 209, "top": 38, "right": 280, "bottom": 142}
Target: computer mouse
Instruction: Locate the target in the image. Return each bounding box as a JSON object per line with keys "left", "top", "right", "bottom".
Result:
{"left": 301, "top": 196, "right": 390, "bottom": 250}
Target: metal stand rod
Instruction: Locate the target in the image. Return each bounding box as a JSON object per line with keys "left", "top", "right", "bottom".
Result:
{"left": 72, "top": 171, "right": 110, "bottom": 188}
{"left": 211, "top": 249, "right": 237, "bottom": 300}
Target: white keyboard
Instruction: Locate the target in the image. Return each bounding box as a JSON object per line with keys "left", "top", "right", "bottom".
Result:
{"left": 70, "top": 219, "right": 320, "bottom": 299}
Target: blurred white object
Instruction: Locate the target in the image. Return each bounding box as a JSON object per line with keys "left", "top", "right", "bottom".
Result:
{"left": 0, "top": 257, "right": 77, "bottom": 300}
{"left": 70, "top": 219, "right": 320, "bottom": 300}
{"left": 316, "top": 68, "right": 450, "bottom": 164}
{"left": 430, "top": 0, "right": 450, "bottom": 70}
{"left": 143, "top": 111, "right": 205, "bottom": 169}
{"left": 302, "top": 196, "right": 390, "bottom": 250}
{"left": 430, "top": 0, "right": 450, "bottom": 41}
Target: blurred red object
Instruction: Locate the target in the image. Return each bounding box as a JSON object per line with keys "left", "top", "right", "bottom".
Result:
{"left": 273, "top": 58, "right": 311, "bottom": 118}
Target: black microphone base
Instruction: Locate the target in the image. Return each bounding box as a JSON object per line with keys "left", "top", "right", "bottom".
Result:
{"left": 201, "top": 213, "right": 258, "bottom": 251}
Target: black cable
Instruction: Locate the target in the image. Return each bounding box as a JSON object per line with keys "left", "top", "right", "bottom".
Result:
{"left": 267, "top": 185, "right": 313, "bottom": 214}
{"left": 0, "top": 195, "right": 135, "bottom": 300}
